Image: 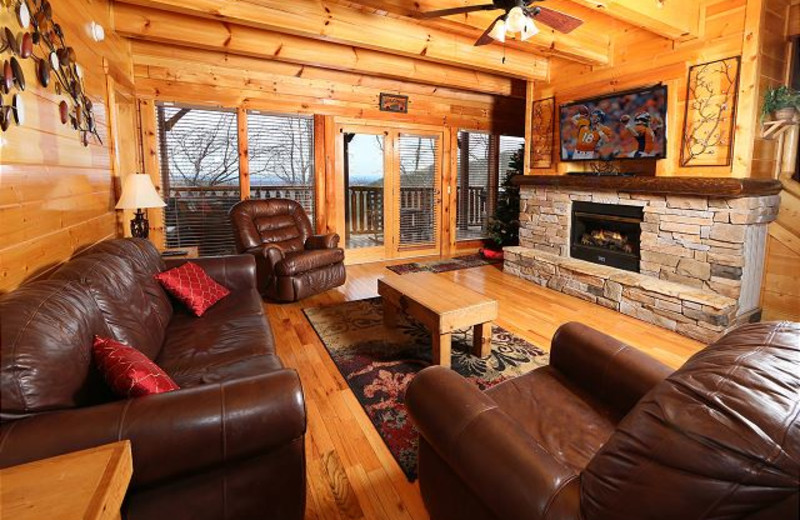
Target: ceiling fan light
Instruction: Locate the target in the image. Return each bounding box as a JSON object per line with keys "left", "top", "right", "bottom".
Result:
{"left": 489, "top": 19, "right": 507, "bottom": 42}
{"left": 520, "top": 17, "right": 539, "bottom": 40}
{"left": 505, "top": 6, "right": 527, "bottom": 33}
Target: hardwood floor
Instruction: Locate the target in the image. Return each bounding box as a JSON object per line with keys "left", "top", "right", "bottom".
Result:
{"left": 264, "top": 260, "right": 704, "bottom": 520}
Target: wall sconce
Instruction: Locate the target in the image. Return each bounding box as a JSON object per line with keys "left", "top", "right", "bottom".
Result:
{"left": 87, "top": 21, "right": 105, "bottom": 42}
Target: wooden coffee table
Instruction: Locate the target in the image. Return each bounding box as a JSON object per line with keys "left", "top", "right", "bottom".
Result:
{"left": 377, "top": 272, "right": 499, "bottom": 368}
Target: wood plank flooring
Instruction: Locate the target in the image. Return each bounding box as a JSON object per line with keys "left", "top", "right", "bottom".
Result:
{"left": 264, "top": 260, "right": 704, "bottom": 520}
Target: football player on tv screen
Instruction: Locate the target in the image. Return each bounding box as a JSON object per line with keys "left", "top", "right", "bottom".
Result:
{"left": 570, "top": 106, "right": 613, "bottom": 160}
{"left": 620, "top": 111, "right": 663, "bottom": 158}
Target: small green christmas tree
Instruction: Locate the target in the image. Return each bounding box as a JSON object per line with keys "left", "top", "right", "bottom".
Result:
{"left": 486, "top": 144, "right": 523, "bottom": 250}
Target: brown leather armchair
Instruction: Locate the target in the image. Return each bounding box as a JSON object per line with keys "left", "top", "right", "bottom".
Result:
{"left": 229, "top": 199, "right": 346, "bottom": 302}
{"left": 406, "top": 321, "right": 800, "bottom": 520}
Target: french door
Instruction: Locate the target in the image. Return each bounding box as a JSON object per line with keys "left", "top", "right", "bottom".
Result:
{"left": 335, "top": 123, "right": 444, "bottom": 263}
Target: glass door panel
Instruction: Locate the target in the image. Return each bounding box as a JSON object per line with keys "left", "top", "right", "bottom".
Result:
{"left": 344, "top": 133, "right": 385, "bottom": 250}
{"left": 397, "top": 134, "right": 441, "bottom": 251}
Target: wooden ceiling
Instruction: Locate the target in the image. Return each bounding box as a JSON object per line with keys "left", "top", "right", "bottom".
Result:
{"left": 114, "top": 0, "right": 702, "bottom": 93}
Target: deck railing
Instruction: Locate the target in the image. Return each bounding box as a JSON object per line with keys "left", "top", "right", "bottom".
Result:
{"left": 164, "top": 184, "right": 487, "bottom": 245}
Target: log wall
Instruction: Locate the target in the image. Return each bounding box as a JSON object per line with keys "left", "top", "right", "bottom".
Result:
{"left": 0, "top": 0, "right": 134, "bottom": 293}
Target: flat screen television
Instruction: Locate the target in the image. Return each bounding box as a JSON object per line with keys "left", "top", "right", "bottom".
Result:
{"left": 560, "top": 85, "right": 668, "bottom": 162}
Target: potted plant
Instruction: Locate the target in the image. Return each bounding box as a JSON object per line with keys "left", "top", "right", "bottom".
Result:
{"left": 481, "top": 144, "right": 524, "bottom": 261}
{"left": 761, "top": 86, "right": 800, "bottom": 123}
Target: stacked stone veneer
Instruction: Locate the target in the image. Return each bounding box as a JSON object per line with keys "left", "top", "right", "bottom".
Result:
{"left": 505, "top": 186, "right": 781, "bottom": 343}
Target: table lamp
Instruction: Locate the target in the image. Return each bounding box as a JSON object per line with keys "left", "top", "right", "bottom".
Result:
{"left": 116, "top": 174, "right": 165, "bottom": 239}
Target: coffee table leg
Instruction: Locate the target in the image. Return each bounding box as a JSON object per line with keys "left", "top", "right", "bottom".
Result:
{"left": 472, "top": 322, "right": 492, "bottom": 358}
{"left": 433, "top": 333, "right": 452, "bottom": 368}
{"left": 383, "top": 300, "right": 398, "bottom": 329}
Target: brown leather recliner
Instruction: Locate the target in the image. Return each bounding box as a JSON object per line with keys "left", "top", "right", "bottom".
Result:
{"left": 407, "top": 321, "right": 800, "bottom": 520}
{"left": 229, "top": 199, "right": 346, "bottom": 302}
{"left": 0, "top": 238, "right": 307, "bottom": 520}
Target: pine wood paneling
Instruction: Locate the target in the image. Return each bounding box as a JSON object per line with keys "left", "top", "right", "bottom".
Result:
{"left": 759, "top": 0, "right": 800, "bottom": 321}
{"left": 0, "top": 0, "right": 133, "bottom": 293}
{"left": 116, "top": 0, "right": 548, "bottom": 79}
{"left": 563, "top": 0, "right": 701, "bottom": 40}
{"left": 534, "top": 0, "right": 753, "bottom": 178}
{"left": 113, "top": 3, "right": 525, "bottom": 98}
{"left": 130, "top": 41, "right": 525, "bottom": 135}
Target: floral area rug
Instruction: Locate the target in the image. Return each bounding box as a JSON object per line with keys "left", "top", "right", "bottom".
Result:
{"left": 303, "top": 297, "right": 549, "bottom": 481}
{"left": 386, "top": 253, "right": 501, "bottom": 275}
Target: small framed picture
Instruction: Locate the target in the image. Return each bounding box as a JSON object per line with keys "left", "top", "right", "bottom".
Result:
{"left": 380, "top": 93, "right": 409, "bottom": 113}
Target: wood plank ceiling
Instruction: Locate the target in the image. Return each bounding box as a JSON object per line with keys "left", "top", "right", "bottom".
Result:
{"left": 114, "top": 0, "right": 702, "bottom": 93}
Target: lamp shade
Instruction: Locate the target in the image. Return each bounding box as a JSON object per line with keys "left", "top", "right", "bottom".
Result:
{"left": 116, "top": 174, "right": 166, "bottom": 210}
{"left": 489, "top": 19, "right": 507, "bottom": 42}
{"left": 505, "top": 7, "right": 527, "bottom": 33}
{"left": 520, "top": 17, "right": 539, "bottom": 40}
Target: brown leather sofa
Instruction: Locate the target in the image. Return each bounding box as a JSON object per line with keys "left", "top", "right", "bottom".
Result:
{"left": 229, "top": 199, "right": 346, "bottom": 302}
{"left": 407, "top": 321, "right": 800, "bottom": 520}
{"left": 0, "top": 238, "right": 307, "bottom": 520}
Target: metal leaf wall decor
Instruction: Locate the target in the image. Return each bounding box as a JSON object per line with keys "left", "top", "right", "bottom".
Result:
{"left": 0, "top": 0, "right": 101, "bottom": 146}
{"left": 680, "top": 56, "right": 740, "bottom": 167}
{"left": 531, "top": 97, "right": 555, "bottom": 169}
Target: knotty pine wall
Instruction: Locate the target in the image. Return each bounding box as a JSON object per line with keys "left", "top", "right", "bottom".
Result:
{"left": 762, "top": 0, "right": 800, "bottom": 321}
{"left": 130, "top": 41, "right": 525, "bottom": 137}
{"left": 535, "top": 0, "right": 763, "bottom": 178}
{"left": 0, "top": 0, "right": 134, "bottom": 293}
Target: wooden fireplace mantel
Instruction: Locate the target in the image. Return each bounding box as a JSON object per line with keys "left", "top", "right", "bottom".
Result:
{"left": 512, "top": 175, "right": 783, "bottom": 199}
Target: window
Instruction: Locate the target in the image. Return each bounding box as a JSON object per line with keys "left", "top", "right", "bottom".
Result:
{"left": 157, "top": 104, "right": 239, "bottom": 256}
{"left": 500, "top": 135, "right": 526, "bottom": 178}
{"left": 456, "top": 131, "right": 492, "bottom": 241}
{"left": 247, "top": 112, "right": 315, "bottom": 219}
{"left": 456, "top": 131, "right": 525, "bottom": 241}
{"left": 155, "top": 105, "right": 317, "bottom": 256}
{"left": 398, "top": 134, "right": 440, "bottom": 249}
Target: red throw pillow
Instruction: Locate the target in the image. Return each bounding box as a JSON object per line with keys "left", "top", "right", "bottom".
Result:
{"left": 155, "top": 261, "right": 230, "bottom": 317}
{"left": 93, "top": 336, "right": 179, "bottom": 398}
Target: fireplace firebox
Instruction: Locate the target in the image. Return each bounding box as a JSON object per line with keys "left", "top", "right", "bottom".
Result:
{"left": 570, "top": 202, "right": 643, "bottom": 272}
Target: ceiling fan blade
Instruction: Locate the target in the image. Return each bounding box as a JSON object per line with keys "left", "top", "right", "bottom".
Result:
{"left": 534, "top": 6, "right": 584, "bottom": 34}
{"left": 475, "top": 14, "right": 505, "bottom": 47}
{"left": 420, "top": 5, "right": 498, "bottom": 19}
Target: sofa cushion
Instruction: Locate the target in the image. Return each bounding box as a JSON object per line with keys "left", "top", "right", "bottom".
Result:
{"left": 155, "top": 262, "right": 230, "bottom": 317}
{"left": 86, "top": 238, "right": 172, "bottom": 330}
{"left": 0, "top": 280, "right": 113, "bottom": 420}
{"left": 275, "top": 249, "right": 345, "bottom": 276}
{"left": 93, "top": 336, "right": 180, "bottom": 398}
{"left": 581, "top": 322, "right": 800, "bottom": 520}
{"left": 486, "top": 365, "right": 617, "bottom": 472}
{"left": 50, "top": 253, "right": 166, "bottom": 360}
{"left": 157, "top": 289, "right": 282, "bottom": 387}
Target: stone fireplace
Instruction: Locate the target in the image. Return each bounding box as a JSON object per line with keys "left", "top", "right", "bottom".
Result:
{"left": 504, "top": 176, "right": 782, "bottom": 343}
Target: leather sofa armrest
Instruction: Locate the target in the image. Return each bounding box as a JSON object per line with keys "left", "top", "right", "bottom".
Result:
{"left": 164, "top": 255, "right": 257, "bottom": 293}
{"left": 0, "top": 370, "right": 306, "bottom": 489}
{"left": 406, "top": 366, "right": 579, "bottom": 520}
{"left": 305, "top": 233, "right": 340, "bottom": 250}
{"left": 246, "top": 244, "right": 285, "bottom": 269}
{"left": 550, "top": 322, "right": 673, "bottom": 417}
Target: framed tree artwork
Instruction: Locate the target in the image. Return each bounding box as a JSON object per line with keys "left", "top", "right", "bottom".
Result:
{"left": 531, "top": 97, "right": 555, "bottom": 169}
{"left": 680, "top": 56, "right": 741, "bottom": 167}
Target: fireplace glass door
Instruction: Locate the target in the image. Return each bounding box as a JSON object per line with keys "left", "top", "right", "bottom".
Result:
{"left": 570, "top": 202, "right": 644, "bottom": 272}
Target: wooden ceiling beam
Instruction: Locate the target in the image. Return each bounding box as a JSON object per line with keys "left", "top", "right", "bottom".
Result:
{"left": 114, "top": 0, "right": 548, "bottom": 80}
{"left": 564, "top": 0, "right": 700, "bottom": 40}
{"left": 335, "top": 0, "right": 610, "bottom": 66}
{"left": 113, "top": 4, "right": 526, "bottom": 97}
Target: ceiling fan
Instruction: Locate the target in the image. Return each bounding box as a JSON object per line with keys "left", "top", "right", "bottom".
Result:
{"left": 420, "top": 0, "right": 584, "bottom": 46}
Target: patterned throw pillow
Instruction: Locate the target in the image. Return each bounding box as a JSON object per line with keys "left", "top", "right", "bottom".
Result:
{"left": 93, "top": 336, "right": 179, "bottom": 398}
{"left": 155, "top": 262, "right": 230, "bottom": 317}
